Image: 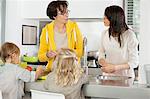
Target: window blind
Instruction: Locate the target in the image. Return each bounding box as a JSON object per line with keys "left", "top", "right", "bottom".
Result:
{"left": 126, "top": 0, "right": 140, "bottom": 35}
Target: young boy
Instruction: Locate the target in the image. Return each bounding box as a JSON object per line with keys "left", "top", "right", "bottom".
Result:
{"left": 0, "top": 42, "right": 43, "bottom": 99}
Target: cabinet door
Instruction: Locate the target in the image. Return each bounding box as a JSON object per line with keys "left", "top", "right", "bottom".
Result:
{"left": 22, "top": 0, "right": 123, "bottom": 19}
{"left": 22, "top": 0, "right": 52, "bottom": 19}
{"left": 68, "top": 0, "right": 123, "bottom": 18}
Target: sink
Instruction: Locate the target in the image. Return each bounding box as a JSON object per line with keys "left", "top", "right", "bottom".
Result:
{"left": 95, "top": 75, "right": 133, "bottom": 87}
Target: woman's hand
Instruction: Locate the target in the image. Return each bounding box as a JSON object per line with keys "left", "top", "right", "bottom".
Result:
{"left": 46, "top": 51, "right": 57, "bottom": 59}
{"left": 101, "top": 63, "right": 116, "bottom": 73}
{"left": 99, "top": 59, "right": 107, "bottom": 66}
{"left": 99, "top": 59, "right": 116, "bottom": 73}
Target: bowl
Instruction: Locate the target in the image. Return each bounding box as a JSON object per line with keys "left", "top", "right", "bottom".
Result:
{"left": 23, "top": 56, "right": 38, "bottom": 62}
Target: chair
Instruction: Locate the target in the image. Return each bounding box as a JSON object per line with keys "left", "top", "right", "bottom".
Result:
{"left": 0, "top": 90, "right": 2, "bottom": 99}
{"left": 31, "top": 90, "right": 65, "bottom": 99}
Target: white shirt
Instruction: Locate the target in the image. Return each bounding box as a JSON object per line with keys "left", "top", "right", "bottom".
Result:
{"left": 98, "top": 29, "right": 139, "bottom": 78}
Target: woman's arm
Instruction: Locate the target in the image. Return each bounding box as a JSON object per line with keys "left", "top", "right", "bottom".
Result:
{"left": 101, "top": 62, "right": 130, "bottom": 73}
{"left": 127, "top": 31, "right": 139, "bottom": 69}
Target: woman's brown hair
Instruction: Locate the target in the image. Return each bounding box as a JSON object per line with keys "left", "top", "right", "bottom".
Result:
{"left": 47, "top": 0, "right": 68, "bottom": 20}
{"left": 104, "top": 5, "right": 129, "bottom": 47}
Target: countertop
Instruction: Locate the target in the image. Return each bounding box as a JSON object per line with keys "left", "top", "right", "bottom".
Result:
{"left": 83, "top": 75, "right": 150, "bottom": 99}
{"left": 25, "top": 75, "right": 150, "bottom": 99}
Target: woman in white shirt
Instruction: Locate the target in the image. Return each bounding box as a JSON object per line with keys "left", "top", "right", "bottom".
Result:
{"left": 98, "top": 5, "right": 139, "bottom": 78}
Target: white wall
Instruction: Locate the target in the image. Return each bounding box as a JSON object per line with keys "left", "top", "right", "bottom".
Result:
{"left": 0, "top": 1, "right": 1, "bottom": 44}
{"left": 77, "top": 21, "right": 107, "bottom": 51}
{"left": 138, "top": 0, "right": 150, "bottom": 84}
{"left": 68, "top": 0, "right": 123, "bottom": 18}
{"left": 22, "top": 0, "right": 123, "bottom": 19}
{"left": 5, "top": 0, "right": 40, "bottom": 56}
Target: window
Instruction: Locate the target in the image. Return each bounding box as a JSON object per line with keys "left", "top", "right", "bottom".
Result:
{"left": 125, "top": 0, "right": 140, "bottom": 38}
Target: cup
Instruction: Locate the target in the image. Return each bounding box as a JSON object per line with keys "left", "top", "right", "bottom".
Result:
{"left": 144, "top": 64, "right": 150, "bottom": 86}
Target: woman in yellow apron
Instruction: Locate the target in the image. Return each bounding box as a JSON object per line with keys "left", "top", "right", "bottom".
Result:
{"left": 38, "top": 1, "right": 83, "bottom": 74}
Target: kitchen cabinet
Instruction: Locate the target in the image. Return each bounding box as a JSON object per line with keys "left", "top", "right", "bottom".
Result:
{"left": 68, "top": 0, "right": 123, "bottom": 18}
{"left": 21, "top": 0, "right": 51, "bottom": 19}
{"left": 21, "top": 0, "right": 123, "bottom": 19}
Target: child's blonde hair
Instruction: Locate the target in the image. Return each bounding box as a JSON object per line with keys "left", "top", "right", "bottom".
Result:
{"left": 0, "top": 42, "right": 20, "bottom": 62}
{"left": 55, "top": 48, "right": 83, "bottom": 87}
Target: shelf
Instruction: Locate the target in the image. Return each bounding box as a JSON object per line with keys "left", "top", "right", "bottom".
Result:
{"left": 26, "top": 61, "right": 47, "bottom": 65}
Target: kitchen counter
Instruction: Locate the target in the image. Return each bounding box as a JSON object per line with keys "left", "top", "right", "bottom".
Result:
{"left": 25, "top": 75, "right": 150, "bottom": 99}
{"left": 83, "top": 75, "right": 150, "bottom": 99}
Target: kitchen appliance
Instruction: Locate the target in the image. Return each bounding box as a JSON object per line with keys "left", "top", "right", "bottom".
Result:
{"left": 87, "top": 51, "right": 101, "bottom": 68}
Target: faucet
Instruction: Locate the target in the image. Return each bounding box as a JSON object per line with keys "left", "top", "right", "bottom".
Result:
{"left": 83, "top": 37, "right": 88, "bottom": 75}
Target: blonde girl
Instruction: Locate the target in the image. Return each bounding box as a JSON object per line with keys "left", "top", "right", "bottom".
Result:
{"left": 44, "top": 48, "right": 88, "bottom": 99}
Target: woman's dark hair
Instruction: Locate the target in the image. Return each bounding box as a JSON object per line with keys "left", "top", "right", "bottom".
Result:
{"left": 104, "top": 5, "right": 129, "bottom": 47}
{"left": 47, "top": 0, "right": 68, "bottom": 20}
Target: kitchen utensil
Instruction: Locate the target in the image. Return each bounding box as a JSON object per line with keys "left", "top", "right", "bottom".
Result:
{"left": 87, "top": 50, "right": 99, "bottom": 59}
